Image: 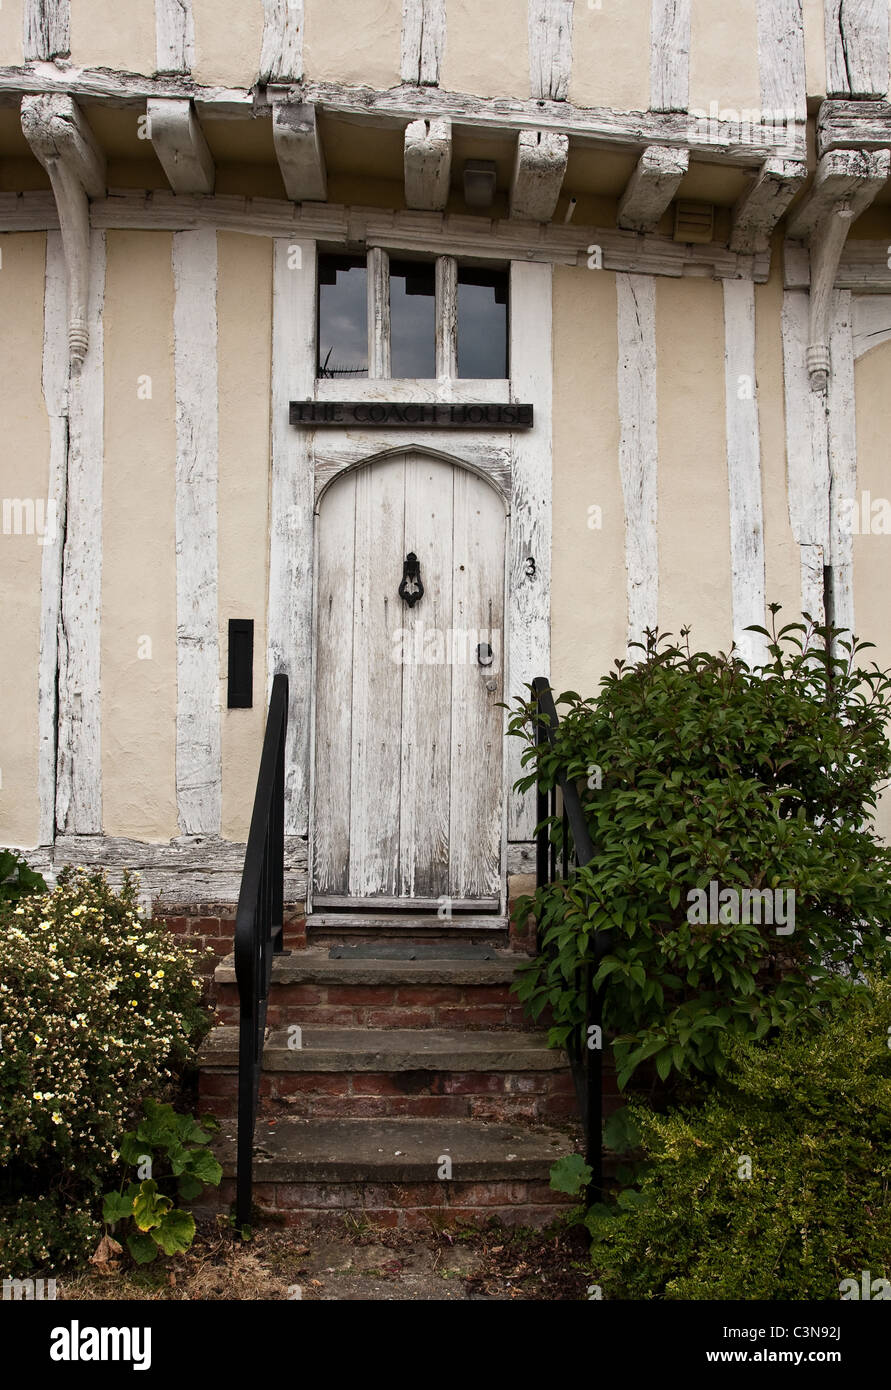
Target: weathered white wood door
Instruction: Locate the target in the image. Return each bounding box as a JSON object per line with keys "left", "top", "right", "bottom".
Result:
{"left": 312, "top": 450, "right": 506, "bottom": 908}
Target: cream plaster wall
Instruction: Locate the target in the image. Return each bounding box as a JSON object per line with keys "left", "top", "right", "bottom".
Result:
{"left": 0, "top": 233, "right": 48, "bottom": 848}
{"left": 550, "top": 263, "right": 626, "bottom": 698}
{"left": 0, "top": 0, "right": 24, "bottom": 67}
{"left": 304, "top": 0, "right": 401, "bottom": 89}
{"left": 69, "top": 0, "right": 155, "bottom": 74}
{"left": 441, "top": 0, "right": 528, "bottom": 100}
{"left": 568, "top": 0, "right": 649, "bottom": 113}
{"left": 656, "top": 275, "right": 732, "bottom": 654}
{"left": 192, "top": 0, "right": 265, "bottom": 88}
{"left": 216, "top": 231, "right": 272, "bottom": 842}
{"left": 101, "top": 230, "right": 178, "bottom": 841}
{"left": 689, "top": 0, "right": 762, "bottom": 116}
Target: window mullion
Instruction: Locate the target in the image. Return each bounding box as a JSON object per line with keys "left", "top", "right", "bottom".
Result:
{"left": 367, "top": 246, "right": 391, "bottom": 379}
{"left": 436, "top": 255, "right": 458, "bottom": 379}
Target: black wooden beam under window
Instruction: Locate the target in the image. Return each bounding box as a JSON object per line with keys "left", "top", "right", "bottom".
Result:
{"left": 228, "top": 619, "right": 254, "bottom": 708}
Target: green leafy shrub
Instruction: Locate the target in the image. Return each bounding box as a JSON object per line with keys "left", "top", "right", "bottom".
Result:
{"left": 0, "top": 848, "right": 46, "bottom": 905}
{"left": 102, "top": 1100, "right": 221, "bottom": 1264}
{"left": 583, "top": 980, "right": 891, "bottom": 1299}
{"left": 509, "top": 612, "right": 891, "bottom": 1087}
{"left": 0, "top": 868, "right": 209, "bottom": 1274}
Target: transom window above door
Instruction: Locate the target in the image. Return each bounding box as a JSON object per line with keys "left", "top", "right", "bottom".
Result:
{"left": 317, "top": 251, "right": 509, "bottom": 382}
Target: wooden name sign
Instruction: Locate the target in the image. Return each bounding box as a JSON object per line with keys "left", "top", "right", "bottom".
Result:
{"left": 290, "top": 401, "right": 533, "bottom": 428}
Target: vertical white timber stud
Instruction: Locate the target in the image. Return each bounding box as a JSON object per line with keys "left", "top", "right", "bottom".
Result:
{"left": 55, "top": 233, "right": 105, "bottom": 835}
{"left": 733, "top": 1, "right": 808, "bottom": 253}
{"left": 436, "top": 255, "right": 458, "bottom": 378}
{"left": 781, "top": 289, "right": 830, "bottom": 620}
{"left": 368, "top": 246, "right": 391, "bottom": 379}
{"left": 24, "top": 0, "right": 70, "bottom": 59}
{"left": 38, "top": 232, "right": 69, "bottom": 845}
{"left": 722, "top": 279, "right": 767, "bottom": 665}
{"left": 260, "top": 0, "right": 304, "bottom": 82}
{"left": 528, "top": 0, "right": 574, "bottom": 101}
{"left": 172, "top": 228, "right": 221, "bottom": 836}
{"left": 155, "top": 0, "right": 194, "bottom": 72}
{"left": 616, "top": 274, "right": 659, "bottom": 657}
{"left": 508, "top": 261, "right": 552, "bottom": 841}
{"left": 650, "top": 0, "right": 691, "bottom": 112}
{"left": 824, "top": 0, "right": 890, "bottom": 97}
{"left": 268, "top": 238, "right": 316, "bottom": 836}
{"left": 401, "top": 0, "right": 446, "bottom": 85}
{"left": 827, "top": 290, "right": 857, "bottom": 639}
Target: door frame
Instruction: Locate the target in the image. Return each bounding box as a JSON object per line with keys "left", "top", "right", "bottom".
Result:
{"left": 307, "top": 441, "right": 511, "bottom": 915}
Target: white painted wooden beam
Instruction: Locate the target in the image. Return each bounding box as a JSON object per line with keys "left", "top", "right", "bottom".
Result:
{"left": 37, "top": 231, "right": 69, "bottom": 845}
{"left": 24, "top": 0, "right": 69, "bottom": 61}
{"left": 729, "top": 157, "right": 807, "bottom": 254}
{"left": 617, "top": 146, "right": 688, "bottom": 234}
{"left": 787, "top": 148, "right": 889, "bottom": 388}
{"left": 510, "top": 130, "right": 568, "bottom": 222}
{"left": 147, "top": 98, "right": 214, "bottom": 194}
{"left": 818, "top": 99, "right": 891, "bottom": 155}
{"left": 616, "top": 274, "right": 659, "bottom": 656}
{"left": 787, "top": 147, "right": 890, "bottom": 241}
{"left": 404, "top": 116, "right": 452, "bottom": 211}
{"left": 824, "top": 0, "right": 889, "bottom": 98}
{"left": 508, "top": 261, "right": 553, "bottom": 840}
{"left": 5, "top": 188, "right": 776, "bottom": 281}
{"left": 852, "top": 294, "right": 891, "bottom": 355}
{"left": 722, "top": 279, "right": 767, "bottom": 665}
{"left": 757, "top": 0, "right": 807, "bottom": 122}
{"left": 55, "top": 232, "right": 105, "bottom": 834}
{"left": 272, "top": 101, "right": 327, "bottom": 203}
{"left": 0, "top": 68, "right": 808, "bottom": 163}
{"left": 21, "top": 94, "right": 106, "bottom": 370}
{"left": 268, "top": 238, "right": 315, "bottom": 836}
{"left": 827, "top": 290, "right": 857, "bottom": 639}
{"left": 367, "top": 245, "right": 390, "bottom": 379}
{"left": 781, "top": 288, "right": 830, "bottom": 619}
{"left": 435, "top": 254, "right": 458, "bottom": 378}
{"left": 260, "top": 0, "right": 304, "bottom": 83}
{"left": 650, "top": 0, "right": 691, "bottom": 113}
{"left": 172, "top": 228, "right": 221, "bottom": 837}
{"left": 400, "top": 0, "right": 446, "bottom": 85}
{"left": 155, "top": 0, "right": 194, "bottom": 73}
{"left": 528, "top": 0, "right": 574, "bottom": 101}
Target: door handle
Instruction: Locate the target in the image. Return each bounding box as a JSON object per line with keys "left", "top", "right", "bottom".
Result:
{"left": 398, "top": 552, "right": 424, "bottom": 607}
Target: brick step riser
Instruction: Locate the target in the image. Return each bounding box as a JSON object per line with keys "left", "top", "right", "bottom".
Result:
{"left": 199, "top": 1069, "right": 620, "bottom": 1124}
{"left": 196, "top": 1178, "right": 577, "bottom": 1229}
{"left": 214, "top": 982, "right": 536, "bottom": 1031}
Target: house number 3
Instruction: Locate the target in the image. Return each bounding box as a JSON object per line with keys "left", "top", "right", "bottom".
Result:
{"left": 525, "top": 556, "right": 536, "bottom": 578}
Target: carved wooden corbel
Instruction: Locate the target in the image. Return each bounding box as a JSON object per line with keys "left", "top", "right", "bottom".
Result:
{"left": 786, "top": 147, "right": 889, "bottom": 391}
{"left": 20, "top": 94, "right": 106, "bottom": 372}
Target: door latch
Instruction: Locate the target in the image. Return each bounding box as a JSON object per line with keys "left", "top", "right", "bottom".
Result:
{"left": 398, "top": 552, "right": 424, "bottom": 607}
{"left": 477, "top": 642, "right": 494, "bottom": 667}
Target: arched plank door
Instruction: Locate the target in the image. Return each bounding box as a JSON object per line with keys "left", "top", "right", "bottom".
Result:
{"left": 311, "top": 450, "right": 506, "bottom": 910}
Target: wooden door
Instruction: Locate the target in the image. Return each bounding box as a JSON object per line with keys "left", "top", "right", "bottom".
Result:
{"left": 312, "top": 450, "right": 506, "bottom": 909}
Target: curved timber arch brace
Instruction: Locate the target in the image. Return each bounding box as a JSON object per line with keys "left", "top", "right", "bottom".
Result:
{"left": 20, "top": 94, "right": 106, "bottom": 372}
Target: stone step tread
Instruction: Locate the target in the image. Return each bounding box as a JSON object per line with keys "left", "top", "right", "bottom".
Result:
{"left": 216, "top": 1116, "right": 574, "bottom": 1181}
{"left": 307, "top": 914, "right": 508, "bottom": 930}
{"left": 214, "top": 947, "right": 526, "bottom": 987}
{"left": 200, "top": 1025, "right": 565, "bottom": 1072}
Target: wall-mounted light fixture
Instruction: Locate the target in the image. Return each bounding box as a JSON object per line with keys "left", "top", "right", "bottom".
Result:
{"left": 463, "top": 159, "right": 497, "bottom": 209}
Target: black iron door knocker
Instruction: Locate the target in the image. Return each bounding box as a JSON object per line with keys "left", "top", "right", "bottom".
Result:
{"left": 398, "top": 551, "right": 424, "bottom": 607}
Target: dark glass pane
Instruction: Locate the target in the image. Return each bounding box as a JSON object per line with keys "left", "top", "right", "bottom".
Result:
{"left": 457, "top": 266, "right": 508, "bottom": 379}
{"left": 318, "top": 254, "right": 368, "bottom": 379}
{"left": 390, "top": 258, "right": 436, "bottom": 378}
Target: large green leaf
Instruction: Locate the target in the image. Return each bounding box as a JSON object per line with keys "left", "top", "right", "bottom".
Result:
{"left": 152, "top": 1208, "right": 196, "bottom": 1256}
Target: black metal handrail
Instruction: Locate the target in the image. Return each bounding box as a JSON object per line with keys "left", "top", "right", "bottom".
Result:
{"left": 234, "top": 673, "right": 289, "bottom": 1226}
{"left": 532, "top": 676, "right": 611, "bottom": 1202}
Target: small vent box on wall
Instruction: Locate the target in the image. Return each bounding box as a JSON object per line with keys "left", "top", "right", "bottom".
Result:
{"left": 673, "top": 201, "right": 715, "bottom": 243}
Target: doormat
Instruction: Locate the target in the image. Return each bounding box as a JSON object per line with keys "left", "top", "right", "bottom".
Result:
{"left": 328, "top": 944, "right": 499, "bottom": 961}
